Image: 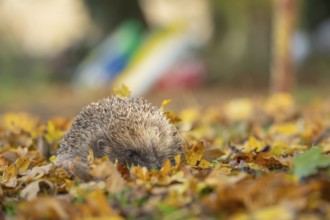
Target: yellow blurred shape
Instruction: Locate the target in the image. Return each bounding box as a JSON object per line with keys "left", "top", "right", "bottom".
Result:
{"left": 224, "top": 98, "right": 253, "bottom": 122}
{"left": 231, "top": 205, "right": 293, "bottom": 220}
{"left": 270, "top": 123, "right": 299, "bottom": 136}
{"left": 1, "top": 113, "right": 39, "bottom": 135}
{"left": 264, "top": 93, "right": 295, "bottom": 121}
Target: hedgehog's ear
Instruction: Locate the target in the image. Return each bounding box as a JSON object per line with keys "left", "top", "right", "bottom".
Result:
{"left": 151, "top": 126, "right": 160, "bottom": 134}
{"left": 97, "top": 139, "right": 110, "bottom": 151}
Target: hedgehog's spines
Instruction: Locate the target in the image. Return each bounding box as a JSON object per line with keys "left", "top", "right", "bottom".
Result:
{"left": 56, "top": 96, "right": 183, "bottom": 170}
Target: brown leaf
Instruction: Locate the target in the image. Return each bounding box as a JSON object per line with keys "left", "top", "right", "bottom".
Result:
{"left": 18, "top": 197, "right": 69, "bottom": 219}
{"left": 91, "top": 160, "right": 125, "bottom": 193}
{"left": 20, "top": 179, "right": 55, "bottom": 201}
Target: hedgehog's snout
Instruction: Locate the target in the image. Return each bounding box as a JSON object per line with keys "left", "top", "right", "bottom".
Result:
{"left": 149, "top": 161, "right": 162, "bottom": 170}
{"left": 138, "top": 154, "right": 163, "bottom": 170}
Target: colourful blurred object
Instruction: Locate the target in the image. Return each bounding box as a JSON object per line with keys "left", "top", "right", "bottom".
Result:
{"left": 73, "top": 20, "right": 144, "bottom": 88}
{"left": 112, "top": 24, "right": 198, "bottom": 96}
{"left": 155, "top": 58, "right": 207, "bottom": 90}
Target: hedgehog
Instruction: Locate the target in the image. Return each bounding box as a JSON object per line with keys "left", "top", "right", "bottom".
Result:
{"left": 56, "top": 96, "right": 184, "bottom": 179}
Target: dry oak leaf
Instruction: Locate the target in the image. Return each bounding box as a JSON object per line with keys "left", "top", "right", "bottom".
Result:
{"left": 85, "top": 190, "right": 122, "bottom": 218}
{"left": 20, "top": 179, "right": 55, "bottom": 201}
{"left": 17, "top": 197, "right": 69, "bottom": 220}
{"left": 2, "top": 163, "right": 17, "bottom": 187}
{"left": 185, "top": 141, "right": 205, "bottom": 166}
{"left": 19, "top": 163, "right": 54, "bottom": 182}
{"left": 91, "top": 160, "right": 125, "bottom": 193}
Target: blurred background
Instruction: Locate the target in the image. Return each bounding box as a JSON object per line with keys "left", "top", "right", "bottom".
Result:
{"left": 0, "top": 0, "right": 330, "bottom": 117}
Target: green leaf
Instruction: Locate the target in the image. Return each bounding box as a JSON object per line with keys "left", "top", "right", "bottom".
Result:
{"left": 293, "top": 147, "right": 330, "bottom": 180}
{"left": 5, "top": 201, "right": 16, "bottom": 217}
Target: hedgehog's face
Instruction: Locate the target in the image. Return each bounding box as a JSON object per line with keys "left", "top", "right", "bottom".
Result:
{"left": 93, "top": 122, "right": 183, "bottom": 170}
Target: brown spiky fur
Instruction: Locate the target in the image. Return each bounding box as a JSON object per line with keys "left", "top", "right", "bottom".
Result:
{"left": 56, "top": 96, "right": 184, "bottom": 175}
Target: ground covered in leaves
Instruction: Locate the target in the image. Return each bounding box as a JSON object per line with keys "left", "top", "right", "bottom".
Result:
{"left": 1, "top": 92, "right": 330, "bottom": 220}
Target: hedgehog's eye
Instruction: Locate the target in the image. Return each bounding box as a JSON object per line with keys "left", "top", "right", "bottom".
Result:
{"left": 127, "top": 150, "right": 135, "bottom": 158}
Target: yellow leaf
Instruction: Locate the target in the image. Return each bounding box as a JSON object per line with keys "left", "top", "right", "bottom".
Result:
{"left": 174, "top": 154, "right": 182, "bottom": 167}
{"left": 185, "top": 141, "right": 205, "bottom": 166}
{"left": 164, "top": 111, "right": 182, "bottom": 124}
{"left": 130, "top": 166, "right": 150, "bottom": 182}
{"left": 219, "top": 166, "right": 232, "bottom": 175}
{"left": 0, "top": 154, "right": 10, "bottom": 172}
{"left": 15, "top": 157, "right": 30, "bottom": 174}
{"left": 198, "top": 159, "right": 212, "bottom": 169}
{"left": 243, "top": 136, "right": 265, "bottom": 153}
{"left": 3, "top": 163, "right": 16, "bottom": 181}
{"left": 49, "top": 155, "right": 57, "bottom": 163}
{"left": 270, "top": 141, "right": 291, "bottom": 156}
{"left": 2, "top": 163, "right": 17, "bottom": 187}
{"left": 86, "top": 190, "right": 114, "bottom": 215}
{"left": 113, "top": 84, "right": 131, "bottom": 99}
{"left": 160, "top": 159, "right": 172, "bottom": 176}
{"left": 45, "top": 121, "right": 63, "bottom": 144}
{"left": 161, "top": 99, "right": 172, "bottom": 108}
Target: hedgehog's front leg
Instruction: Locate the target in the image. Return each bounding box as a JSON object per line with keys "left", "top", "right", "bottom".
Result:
{"left": 56, "top": 159, "right": 92, "bottom": 181}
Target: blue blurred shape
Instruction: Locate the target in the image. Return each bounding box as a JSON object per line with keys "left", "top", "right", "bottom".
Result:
{"left": 73, "top": 20, "right": 144, "bottom": 88}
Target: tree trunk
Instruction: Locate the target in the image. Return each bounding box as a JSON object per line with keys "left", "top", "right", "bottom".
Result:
{"left": 270, "top": 0, "right": 297, "bottom": 93}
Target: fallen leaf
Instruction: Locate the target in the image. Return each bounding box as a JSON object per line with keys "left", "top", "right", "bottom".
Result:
{"left": 19, "top": 164, "right": 54, "bottom": 182}
{"left": 161, "top": 99, "right": 172, "bottom": 108}
{"left": 20, "top": 179, "right": 55, "bottom": 201}
{"left": 198, "top": 159, "right": 212, "bottom": 169}
{"left": 15, "top": 157, "right": 30, "bottom": 174}
{"left": 293, "top": 147, "right": 330, "bottom": 180}
{"left": 91, "top": 160, "right": 125, "bottom": 193}
{"left": 2, "top": 164, "right": 17, "bottom": 187}
{"left": 113, "top": 84, "right": 131, "bottom": 98}
{"left": 44, "top": 121, "right": 63, "bottom": 144}
{"left": 185, "top": 141, "right": 205, "bottom": 166}
{"left": 164, "top": 111, "right": 182, "bottom": 124}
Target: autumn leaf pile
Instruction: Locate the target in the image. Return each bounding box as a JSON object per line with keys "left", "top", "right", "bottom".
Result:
{"left": 1, "top": 93, "right": 330, "bottom": 220}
